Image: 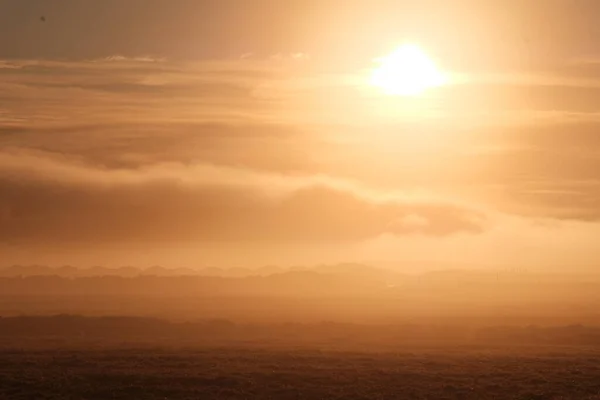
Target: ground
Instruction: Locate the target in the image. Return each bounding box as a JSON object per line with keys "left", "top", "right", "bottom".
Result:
{"left": 1, "top": 346, "right": 600, "bottom": 400}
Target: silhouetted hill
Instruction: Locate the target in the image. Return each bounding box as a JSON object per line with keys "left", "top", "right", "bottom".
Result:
{"left": 0, "top": 263, "right": 392, "bottom": 279}
{"left": 1, "top": 315, "right": 600, "bottom": 348}
{"left": 0, "top": 271, "right": 392, "bottom": 297}
{"left": 0, "top": 269, "right": 600, "bottom": 325}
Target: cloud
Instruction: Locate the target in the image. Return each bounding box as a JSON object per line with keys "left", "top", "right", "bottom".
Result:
{"left": 491, "top": 181, "right": 600, "bottom": 222}
{"left": 269, "top": 52, "right": 311, "bottom": 61}
{"left": 0, "top": 61, "right": 22, "bottom": 70}
{"left": 99, "top": 55, "right": 167, "bottom": 63}
{"left": 3, "top": 57, "right": 600, "bottom": 131}
{"left": 2, "top": 56, "right": 600, "bottom": 235}
{"left": 446, "top": 79, "right": 600, "bottom": 117}
{"left": 0, "top": 151, "right": 486, "bottom": 245}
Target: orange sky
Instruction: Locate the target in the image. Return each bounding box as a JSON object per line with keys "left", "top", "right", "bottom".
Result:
{"left": 0, "top": 0, "right": 599, "bottom": 270}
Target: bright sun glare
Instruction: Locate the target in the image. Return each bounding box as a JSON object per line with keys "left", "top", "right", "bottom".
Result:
{"left": 370, "top": 44, "right": 447, "bottom": 96}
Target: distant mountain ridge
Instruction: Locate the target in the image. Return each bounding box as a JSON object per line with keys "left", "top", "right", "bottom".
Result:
{"left": 0, "top": 263, "right": 394, "bottom": 279}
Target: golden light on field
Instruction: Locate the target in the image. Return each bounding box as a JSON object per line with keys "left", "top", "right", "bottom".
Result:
{"left": 370, "top": 44, "right": 448, "bottom": 96}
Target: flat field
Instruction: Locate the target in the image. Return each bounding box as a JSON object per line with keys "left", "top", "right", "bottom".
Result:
{"left": 1, "top": 346, "right": 600, "bottom": 400}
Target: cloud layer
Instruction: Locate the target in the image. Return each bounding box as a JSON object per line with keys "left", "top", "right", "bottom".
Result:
{"left": 0, "top": 151, "right": 486, "bottom": 245}
{"left": 1, "top": 55, "right": 600, "bottom": 257}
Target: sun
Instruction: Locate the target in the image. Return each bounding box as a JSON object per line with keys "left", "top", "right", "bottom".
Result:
{"left": 370, "top": 44, "right": 447, "bottom": 96}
